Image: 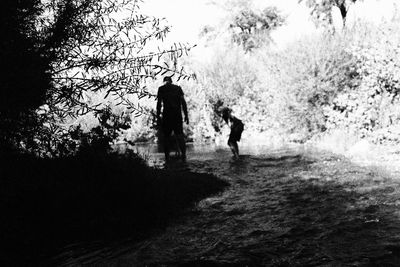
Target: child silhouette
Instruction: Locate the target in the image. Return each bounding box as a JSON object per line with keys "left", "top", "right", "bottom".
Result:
{"left": 219, "top": 107, "right": 244, "bottom": 159}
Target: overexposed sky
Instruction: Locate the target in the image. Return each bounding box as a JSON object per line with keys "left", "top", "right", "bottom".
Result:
{"left": 141, "top": 0, "right": 313, "bottom": 45}
{"left": 141, "top": 0, "right": 223, "bottom": 43}
{"left": 140, "top": 0, "right": 399, "bottom": 49}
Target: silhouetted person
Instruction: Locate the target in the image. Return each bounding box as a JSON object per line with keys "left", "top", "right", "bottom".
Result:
{"left": 156, "top": 76, "right": 189, "bottom": 162}
{"left": 220, "top": 107, "right": 244, "bottom": 159}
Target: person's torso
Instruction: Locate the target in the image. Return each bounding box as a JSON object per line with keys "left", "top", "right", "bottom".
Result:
{"left": 229, "top": 116, "right": 244, "bottom": 129}
{"left": 158, "top": 84, "right": 183, "bottom": 117}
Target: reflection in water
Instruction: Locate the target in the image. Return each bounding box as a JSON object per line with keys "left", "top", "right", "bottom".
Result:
{"left": 54, "top": 144, "right": 400, "bottom": 266}
{"left": 130, "top": 142, "right": 305, "bottom": 167}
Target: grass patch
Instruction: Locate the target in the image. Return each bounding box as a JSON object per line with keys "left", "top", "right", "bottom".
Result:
{"left": 0, "top": 151, "right": 228, "bottom": 265}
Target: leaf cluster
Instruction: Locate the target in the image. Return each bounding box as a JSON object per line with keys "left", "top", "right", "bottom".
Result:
{"left": 41, "top": 0, "right": 195, "bottom": 120}
{"left": 324, "top": 24, "right": 400, "bottom": 143}
{"left": 299, "top": 0, "right": 359, "bottom": 28}
{"left": 230, "top": 7, "right": 285, "bottom": 51}
{"left": 2, "top": 0, "right": 195, "bottom": 154}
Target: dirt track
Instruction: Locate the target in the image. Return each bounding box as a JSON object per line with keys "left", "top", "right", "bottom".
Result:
{"left": 56, "top": 146, "right": 400, "bottom": 266}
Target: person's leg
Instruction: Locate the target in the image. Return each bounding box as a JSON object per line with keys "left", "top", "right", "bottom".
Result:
{"left": 235, "top": 140, "right": 239, "bottom": 156}
{"left": 173, "top": 134, "right": 181, "bottom": 157}
{"left": 174, "top": 121, "right": 186, "bottom": 161}
{"left": 228, "top": 139, "right": 239, "bottom": 159}
{"left": 176, "top": 134, "right": 186, "bottom": 160}
{"left": 163, "top": 125, "right": 173, "bottom": 162}
{"left": 228, "top": 122, "right": 242, "bottom": 159}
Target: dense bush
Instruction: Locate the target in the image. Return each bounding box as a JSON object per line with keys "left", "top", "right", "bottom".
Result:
{"left": 188, "top": 46, "right": 271, "bottom": 138}
{"left": 264, "top": 33, "right": 356, "bottom": 140}
{"left": 72, "top": 15, "right": 400, "bottom": 148}
{"left": 175, "top": 33, "right": 355, "bottom": 143}
{"left": 187, "top": 19, "right": 400, "bottom": 145}
{"left": 324, "top": 22, "right": 400, "bottom": 144}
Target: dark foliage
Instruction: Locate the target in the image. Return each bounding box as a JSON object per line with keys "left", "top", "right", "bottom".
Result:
{"left": 73, "top": 106, "right": 131, "bottom": 155}
{"left": 0, "top": 0, "right": 51, "bottom": 151}
{"left": 1, "top": 0, "right": 194, "bottom": 154}
{"left": 0, "top": 0, "right": 51, "bottom": 112}
{"left": 0, "top": 151, "right": 228, "bottom": 265}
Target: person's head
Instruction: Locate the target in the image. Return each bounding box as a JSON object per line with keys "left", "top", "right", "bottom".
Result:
{"left": 218, "top": 107, "right": 232, "bottom": 123}
{"left": 163, "top": 76, "right": 172, "bottom": 84}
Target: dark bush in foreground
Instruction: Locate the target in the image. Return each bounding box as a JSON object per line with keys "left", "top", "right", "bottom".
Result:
{"left": 0, "top": 151, "right": 228, "bottom": 265}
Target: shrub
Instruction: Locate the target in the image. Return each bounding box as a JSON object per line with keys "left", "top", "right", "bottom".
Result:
{"left": 63, "top": 18, "right": 400, "bottom": 146}
{"left": 323, "top": 21, "right": 400, "bottom": 143}
{"left": 262, "top": 33, "right": 356, "bottom": 140}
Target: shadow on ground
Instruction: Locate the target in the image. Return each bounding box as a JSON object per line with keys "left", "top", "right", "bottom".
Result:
{"left": 0, "top": 152, "right": 228, "bottom": 266}
{"left": 97, "top": 150, "right": 400, "bottom": 266}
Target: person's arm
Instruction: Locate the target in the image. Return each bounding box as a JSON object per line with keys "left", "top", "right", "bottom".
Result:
{"left": 156, "top": 88, "right": 162, "bottom": 119}
{"left": 180, "top": 87, "right": 189, "bottom": 124}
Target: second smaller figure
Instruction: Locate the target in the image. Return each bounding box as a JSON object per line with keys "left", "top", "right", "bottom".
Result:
{"left": 220, "top": 107, "right": 244, "bottom": 159}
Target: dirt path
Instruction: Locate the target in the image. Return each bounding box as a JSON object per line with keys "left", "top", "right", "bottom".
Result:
{"left": 56, "top": 147, "right": 400, "bottom": 266}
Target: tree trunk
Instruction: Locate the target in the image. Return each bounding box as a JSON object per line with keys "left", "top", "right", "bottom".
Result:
{"left": 337, "top": 3, "right": 348, "bottom": 27}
